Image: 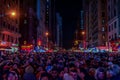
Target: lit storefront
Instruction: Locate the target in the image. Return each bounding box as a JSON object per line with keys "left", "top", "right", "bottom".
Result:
{"left": 110, "top": 40, "right": 120, "bottom": 52}
{"left": 21, "top": 44, "right": 33, "bottom": 52}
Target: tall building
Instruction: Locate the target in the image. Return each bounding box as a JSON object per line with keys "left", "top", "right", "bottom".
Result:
{"left": 19, "top": 0, "right": 38, "bottom": 47}
{"left": 0, "top": 0, "right": 21, "bottom": 52}
{"left": 83, "top": 0, "right": 108, "bottom": 48}
{"left": 107, "top": 0, "right": 120, "bottom": 50}
{"left": 56, "top": 13, "right": 62, "bottom": 48}
{"left": 37, "top": 0, "right": 46, "bottom": 47}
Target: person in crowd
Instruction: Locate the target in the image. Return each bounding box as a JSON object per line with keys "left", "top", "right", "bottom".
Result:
{"left": 0, "top": 52, "right": 120, "bottom": 80}
{"left": 23, "top": 65, "right": 36, "bottom": 80}
{"left": 6, "top": 71, "right": 18, "bottom": 80}
{"left": 95, "top": 67, "right": 106, "bottom": 80}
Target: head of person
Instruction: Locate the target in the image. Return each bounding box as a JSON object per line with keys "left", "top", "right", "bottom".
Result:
{"left": 51, "top": 68, "right": 58, "bottom": 79}
{"left": 39, "top": 72, "right": 53, "bottom": 80}
{"left": 25, "top": 65, "right": 34, "bottom": 73}
{"left": 40, "top": 72, "right": 49, "bottom": 80}
{"left": 106, "top": 69, "right": 114, "bottom": 79}
{"left": 89, "top": 68, "right": 96, "bottom": 77}
{"left": 69, "top": 69, "right": 78, "bottom": 80}
{"left": 7, "top": 71, "right": 18, "bottom": 80}
{"left": 95, "top": 67, "right": 106, "bottom": 80}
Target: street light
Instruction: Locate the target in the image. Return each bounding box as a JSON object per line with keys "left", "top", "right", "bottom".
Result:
{"left": 45, "top": 32, "right": 49, "bottom": 50}
{"left": 81, "top": 31, "right": 85, "bottom": 35}
{"left": 81, "top": 31, "right": 86, "bottom": 48}
{"left": 11, "top": 11, "right": 16, "bottom": 16}
{"left": 0, "top": 11, "right": 16, "bottom": 17}
{"left": 45, "top": 32, "right": 49, "bottom": 36}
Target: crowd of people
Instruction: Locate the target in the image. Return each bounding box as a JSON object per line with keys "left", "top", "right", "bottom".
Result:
{"left": 0, "top": 52, "right": 120, "bottom": 80}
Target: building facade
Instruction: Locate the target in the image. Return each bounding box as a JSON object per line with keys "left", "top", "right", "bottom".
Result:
{"left": 56, "top": 13, "right": 62, "bottom": 48}
{"left": 107, "top": 0, "right": 120, "bottom": 50}
{"left": 83, "top": 0, "right": 108, "bottom": 48}
{"left": 0, "top": 0, "right": 21, "bottom": 52}
{"left": 37, "top": 0, "right": 46, "bottom": 47}
{"left": 19, "top": 0, "right": 38, "bottom": 49}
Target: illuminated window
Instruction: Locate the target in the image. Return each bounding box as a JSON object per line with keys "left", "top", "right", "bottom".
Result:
{"left": 102, "top": 27, "right": 105, "bottom": 31}
{"left": 102, "top": 19, "right": 105, "bottom": 24}
{"left": 102, "top": 34, "right": 105, "bottom": 39}
{"left": 24, "top": 20, "right": 27, "bottom": 24}
{"left": 47, "top": 5, "right": 49, "bottom": 8}
{"left": 7, "top": 4, "right": 10, "bottom": 8}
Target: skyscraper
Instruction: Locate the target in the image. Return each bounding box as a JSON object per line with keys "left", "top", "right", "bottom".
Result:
{"left": 19, "top": 0, "right": 38, "bottom": 47}
{"left": 37, "top": 0, "right": 46, "bottom": 47}
{"left": 83, "top": 0, "right": 108, "bottom": 48}
{"left": 45, "top": 0, "right": 57, "bottom": 48}
{"left": 107, "top": 0, "right": 120, "bottom": 51}
{"left": 56, "top": 13, "right": 62, "bottom": 48}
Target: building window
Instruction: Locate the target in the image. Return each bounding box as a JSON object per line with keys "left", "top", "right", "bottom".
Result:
{"left": 7, "top": 4, "right": 10, "bottom": 8}
{"left": 47, "top": 12, "right": 48, "bottom": 14}
{"left": 114, "top": 9, "right": 116, "bottom": 17}
{"left": 109, "top": 36, "right": 111, "bottom": 39}
{"left": 112, "top": 24, "right": 113, "bottom": 30}
{"left": 102, "top": 34, "right": 105, "bottom": 39}
{"left": 114, "top": 21, "right": 117, "bottom": 28}
{"left": 115, "top": 33, "right": 117, "bottom": 39}
{"left": 102, "top": 27, "right": 105, "bottom": 31}
{"left": 24, "top": 20, "right": 27, "bottom": 24}
{"left": 102, "top": 19, "right": 105, "bottom": 24}
{"left": 112, "top": 35, "right": 114, "bottom": 40}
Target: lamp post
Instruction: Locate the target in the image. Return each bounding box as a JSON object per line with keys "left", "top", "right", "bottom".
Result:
{"left": 81, "top": 31, "right": 85, "bottom": 49}
{"left": 45, "top": 32, "right": 49, "bottom": 50}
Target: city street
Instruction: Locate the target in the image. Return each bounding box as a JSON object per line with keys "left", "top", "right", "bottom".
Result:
{"left": 0, "top": 0, "right": 120, "bottom": 80}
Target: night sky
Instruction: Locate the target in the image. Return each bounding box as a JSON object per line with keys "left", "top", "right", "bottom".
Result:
{"left": 56, "top": 0, "right": 82, "bottom": 49}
